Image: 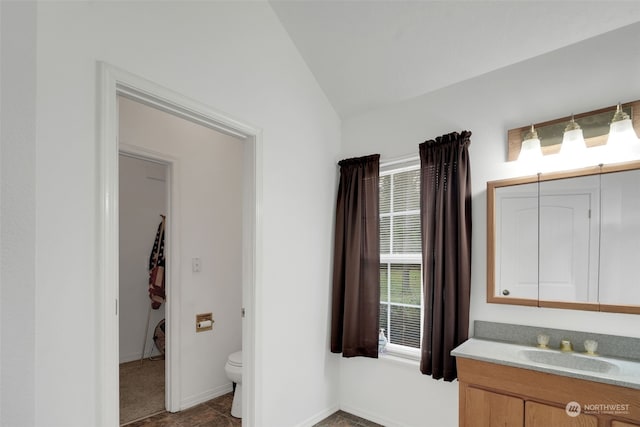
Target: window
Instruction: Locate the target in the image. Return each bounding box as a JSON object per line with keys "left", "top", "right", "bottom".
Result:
{"left": 379, "top": 164, "right": 422, "bottom": 355}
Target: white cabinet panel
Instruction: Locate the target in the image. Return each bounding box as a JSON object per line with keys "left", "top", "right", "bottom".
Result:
{"left": 495, "top": 183, "right": 538, "bottom": 299}
{"left": 494, "top": 175, "right": 599, "bottom": 303}
{"left": 600, "top": 168, "right": 640, "bottom": 306}
{"left": 539, "top": 194, "right": 593, "bottom": 302}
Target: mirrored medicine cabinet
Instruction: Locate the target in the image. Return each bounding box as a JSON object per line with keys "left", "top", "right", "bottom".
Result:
{"left": 487, "top": 160, "right": 640, "bottom": 314}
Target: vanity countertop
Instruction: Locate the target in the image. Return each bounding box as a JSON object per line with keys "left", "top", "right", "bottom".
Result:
{"left": 452, "top": 338, "right": 640, "bottom": 390}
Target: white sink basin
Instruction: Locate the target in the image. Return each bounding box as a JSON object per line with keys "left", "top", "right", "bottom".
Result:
{"left": 451, "top": 338, "right": 640, "bottom": 389}
{"left": 518, "top": 349, "right": 619, "bottom": 374}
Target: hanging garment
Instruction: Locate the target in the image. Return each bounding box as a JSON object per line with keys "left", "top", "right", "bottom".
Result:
{"left": 148, "top": 216, "right": 166, "bottom": 309}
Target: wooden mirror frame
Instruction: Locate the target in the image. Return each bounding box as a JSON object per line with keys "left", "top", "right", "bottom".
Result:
{"left": 487, "top": 160, "right": 640, "bottom": 314}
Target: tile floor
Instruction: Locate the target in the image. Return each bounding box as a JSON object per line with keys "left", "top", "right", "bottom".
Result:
{"left": 313, "top": 410, "right": 383, "bottom": 427}
{"left": 123, "top": 392, "right": 239, "bottom": 426}
{"left": 123, "top": 392, "right": 382, "bottom": 426}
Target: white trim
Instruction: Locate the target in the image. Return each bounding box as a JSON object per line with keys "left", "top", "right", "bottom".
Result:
{"left": 117, "top": 87, "right": 249, "bottom": 140}
{"left": 97, "top": 63, "right": 119, "bottom": 427}
{"left": 119, "top": 349, "right": 163, "bottom": 365}
{"left": 180, "top": 383, "right": 234, "bottom": 411}
{"left": 379, "top": 163, "right": 424, "bottom": 359}
{"left": 118, "top": 145, "right": 174, "bottom": 166}
{"left": 119, "top": 144, "right": 181, "bottom": 412}
{"left": 291, "top": 404, "right": 340, "bottom": 427}
{"left": 98, "top": 62, "right": 262, "bottom": 426}
{"left": 242, "top": 125, "right": 263, "bottom": 427}
{"left": 381, "top": 344, "right": 421, "bottom": 362}
{"left": 339, "top": 404, "right": 404, "bottom": 427}
{"left": 379, "top": 254, "right": 421, "bottom": 263}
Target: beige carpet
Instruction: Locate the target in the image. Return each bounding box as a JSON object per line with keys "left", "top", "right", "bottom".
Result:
{"left": 120, "top": 358, "right": 165, "bottom": 425}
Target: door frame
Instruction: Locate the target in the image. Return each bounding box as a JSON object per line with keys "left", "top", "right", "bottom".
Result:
{"left": 118, "top": 147, "right": 174, "bottom": 410}
{"left": 97, "top": 62, "right": 262, "bottom": 426}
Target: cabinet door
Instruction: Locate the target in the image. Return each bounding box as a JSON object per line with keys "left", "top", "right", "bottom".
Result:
{"left": 525, "top": 401, "right": 597, "bottom": 427}
{"left": 611, "top": 421, "right": 640, "bottom": 427}
{"left": 465, "top": 387, "right": 524, "bottom": 427}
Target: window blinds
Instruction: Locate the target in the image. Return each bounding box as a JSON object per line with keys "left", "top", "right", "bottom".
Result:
{"left": 379, "top": 166, "right": 422, "bottom": 349}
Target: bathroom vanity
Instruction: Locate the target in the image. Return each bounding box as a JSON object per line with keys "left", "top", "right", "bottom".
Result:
{"left": 452, "top": 323, "right": 640, "bottom": 427}
{"left": 457, "top": 356, "right": 639, "bottom": 427}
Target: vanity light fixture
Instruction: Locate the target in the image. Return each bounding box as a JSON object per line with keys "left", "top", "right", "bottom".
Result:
{"left": 508, "top": 100, "right": 640, "bottom": 166}
{"left": 517, "top": 124, "right": 543, "bottom": 162}
{"left": 607, "top": 103, "right": 640, "bottom": 156}
{"left": 560, "top": 115, "right": 586, "bottom": 156}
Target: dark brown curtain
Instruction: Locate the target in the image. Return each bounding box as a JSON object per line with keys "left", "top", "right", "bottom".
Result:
{"left": 331, "top": 154, "right": 380, "bottom": 358}
{"left": 419, "top": 131, "right": 472, "bottom": 380}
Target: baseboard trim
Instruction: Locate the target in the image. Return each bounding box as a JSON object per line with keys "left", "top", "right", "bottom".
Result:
{"left": 119, "top": 349, "right": 163, "bottom": 364}
{"left": 180, "top": 383, "right": 233, "bottom": 411}
{"left": 293, "top": 403, "right": 340, "bottom": 427}
{"left": 339, "top": 403, "right": 402, "bottom": 427}
{"left": 120, "top": 409, "right": 166, "bottom": 426}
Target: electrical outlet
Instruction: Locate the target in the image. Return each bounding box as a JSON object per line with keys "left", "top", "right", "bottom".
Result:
{"left": 192, "top": 257, "right": 201, "bottom": 272}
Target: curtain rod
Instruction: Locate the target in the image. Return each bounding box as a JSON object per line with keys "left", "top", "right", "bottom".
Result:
{"left": 336, "top": 153, "right": 419, "bottom": 167}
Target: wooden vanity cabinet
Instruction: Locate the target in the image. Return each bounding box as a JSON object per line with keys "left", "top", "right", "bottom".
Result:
{"left": 464, "top": 387, "right": 524, "bottom": 426}
{"left": 457, "top": 358, "right": 640, "bottom": 427}
{"left": 526, "top": 401, "right": 598, "bottom": 427}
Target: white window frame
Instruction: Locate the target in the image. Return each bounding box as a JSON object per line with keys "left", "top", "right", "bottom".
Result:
{"left": 379, "top": 161, "right": 423, "bottom": 360}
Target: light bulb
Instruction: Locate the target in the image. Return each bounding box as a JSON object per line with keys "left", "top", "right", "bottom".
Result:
{"left": 518, "top": 124, "right": 543, "bottom": 163}
{"left": 606, "top": 103, "right": 640, "bottom": 162}
{"left": 560, "top": 116, "right": 586, "bottom": 156}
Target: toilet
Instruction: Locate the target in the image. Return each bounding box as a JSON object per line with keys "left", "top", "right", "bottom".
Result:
{"left": 224, "top": 350, "right": 242, "bottom": 418}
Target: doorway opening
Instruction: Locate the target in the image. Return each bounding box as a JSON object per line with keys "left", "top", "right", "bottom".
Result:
{"left": 98, "top": 63, "right": 261, "bottom": 427}
{"left": 118, "top": 153, "right": 169, "bottom": 424}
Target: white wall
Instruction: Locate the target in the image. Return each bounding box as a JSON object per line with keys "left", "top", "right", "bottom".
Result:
{"left": 118, "top": 154, "right": 168, "bottom": 363}
{"left": 1, "top": 1, "right": 343, "bottom": 426}
{"left": 340, "top": 22, "right": 640, "bottom": 427}
{"left": 118, "top": 96, "right": 245, "bottom": 405}
{"left": 0, "top": 2, "right": 36, "bottom": 426}
{"left": 340, "top": 357, "right": 458, "bottom": 427}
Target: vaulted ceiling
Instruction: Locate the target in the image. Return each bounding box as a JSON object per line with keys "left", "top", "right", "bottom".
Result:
{"left": 270, "top": 1, "right": 640, "bottom": 118}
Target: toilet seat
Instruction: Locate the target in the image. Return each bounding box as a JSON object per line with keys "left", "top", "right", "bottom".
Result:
{"left": 227, "top": 351, "right": 242, "bottom": 368}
